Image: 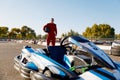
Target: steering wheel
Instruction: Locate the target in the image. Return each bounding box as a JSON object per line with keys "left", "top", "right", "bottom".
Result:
{"left": 60, "top": 36, "right": 74, "bottom": 54}
{"left": 60, "top": 36, "right": 69, "bottom": 46}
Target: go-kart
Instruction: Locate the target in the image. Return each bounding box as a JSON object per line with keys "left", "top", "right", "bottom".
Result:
{"left": 14, "top": 36, "right": 120, "bottom": 80}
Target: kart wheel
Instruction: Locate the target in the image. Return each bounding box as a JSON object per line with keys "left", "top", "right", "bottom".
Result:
{"left": 111, "top": 46, "right": 120, "bottom": 56}
{"left": 43, "top": 70, "right": 52, "bottom": 78}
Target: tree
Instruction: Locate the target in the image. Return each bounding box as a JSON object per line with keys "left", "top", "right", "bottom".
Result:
{"left": 21, "top": 26, "right": 29, "bottom": 39}
{"left": 36, "top": 34, "right": 42, "bottom": 39}
{"left": 8, "top": 28, "right": 21, "bottom": 39}
{"left": 0, "top": 27, "right": 9, "bottom": 38}
{"left": 83, "top": 24, "right": 115, "bottom": 39}
{"left": 21, "top": 26, "right": 36, "bottom": 39}
{"left": 61, "top": 33, "right": 67, "bottom": 38}
{"left": 61, "top": 29, "right": 80, "bottom": 38}
{"left": 42, "top": 34, "right": 47, "bottom": 39}
{"left": 83, "top": 27, "right": 92, "bottom": 38}
{"left": 115, "top": 34, "right": 120, "bottom": 39}
{"left": 91, "top": 24, "right": 100, "bottom": 38}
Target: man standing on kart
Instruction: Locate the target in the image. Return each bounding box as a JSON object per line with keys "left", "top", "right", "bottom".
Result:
{"left": 43, "top": 18, "right": 57, "bottom": 46}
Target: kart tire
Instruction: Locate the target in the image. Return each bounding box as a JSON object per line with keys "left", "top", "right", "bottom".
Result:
{"left": 111, "top": 46, "right": 120, "bottom": 56}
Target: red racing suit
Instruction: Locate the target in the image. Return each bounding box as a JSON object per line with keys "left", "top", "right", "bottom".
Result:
{"left": 43, "top": 23, "right": 57, "bottom": 46}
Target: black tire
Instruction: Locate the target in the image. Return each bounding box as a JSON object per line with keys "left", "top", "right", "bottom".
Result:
{"left": 111, "top": 46, "right": 120, "bottom": 49}
{"left": 111, "top": 46, "right": 120, "bottom": 56}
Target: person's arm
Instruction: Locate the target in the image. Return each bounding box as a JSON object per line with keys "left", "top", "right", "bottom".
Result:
{"left": 55, "top": 24, "right": 57, "bottom": 36}
{"left": 43, "top": 23, "right": 48, "bottom": 32}
{"left": 43, "top": 24, "right": 46, "bottom": 31}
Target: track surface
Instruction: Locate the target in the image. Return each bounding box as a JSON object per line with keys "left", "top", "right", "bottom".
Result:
{"left": 0, "top": 42, "right": 44, "bottom": 80}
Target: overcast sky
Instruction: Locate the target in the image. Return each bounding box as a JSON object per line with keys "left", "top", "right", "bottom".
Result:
{"left": 0, "top": 0, "right": 120, "bottom": 37}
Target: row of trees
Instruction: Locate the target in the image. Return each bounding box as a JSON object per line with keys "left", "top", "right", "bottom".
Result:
{"left": 83, "top": 24, "right": 115, "bottom": 40}
{"left": 0, "top": 26, "right": 36, "bottom": 39}
{"left": 0, "top": 24, "right": 120, "bottom": 40}
{"left": 61, "top": 24, "right": 120, "bottom": 40}
{"left": 115, "top": 34, "right": 120, "bottom": 39}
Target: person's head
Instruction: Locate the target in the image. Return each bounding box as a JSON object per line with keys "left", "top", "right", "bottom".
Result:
{"left": 51, "top": 18, "right": 54, "bottom": 23}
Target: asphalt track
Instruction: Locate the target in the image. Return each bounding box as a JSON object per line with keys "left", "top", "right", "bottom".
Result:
{"left": 0, "top": 42, "right": 44, "bottom": 80}
{"left": 0, "top": 41, "right": 120, "bottom": 80}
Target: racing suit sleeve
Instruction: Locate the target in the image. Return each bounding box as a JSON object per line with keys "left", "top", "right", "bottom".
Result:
{"left": 43, "top": 24, "right": 47, "bottom": 32}
{"left": 55, "top": 24, "right": 57, "bottom": 36}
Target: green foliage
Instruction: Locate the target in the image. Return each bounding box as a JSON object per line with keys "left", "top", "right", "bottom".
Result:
{"left": 61, "top": 29, "right": 80, "bottom": 38}
{"left": 0, "top": 26, "right": 36, "bottom": 39}
{"left": 83, "top": 24, "right": 115, "bottom": 39}
{"left": 20, "top": 26, "right": 36, "bottom": 39}
{"left": 115, "top": 34, "right": 120, "bottom": 39}
{"left": 8, "top": 28, "right": 21, "bottom": 39}
{"left": 0, "top": 27, "right": 9, "bottom": 38}
{"left": 42, "top": 34, "right": 47, "bottom": 39}
{"left": 36, "top": 34, "right": 42, "bottom": 39}
{"left": 0, "top": 24, "right": 118, "bottom": 40}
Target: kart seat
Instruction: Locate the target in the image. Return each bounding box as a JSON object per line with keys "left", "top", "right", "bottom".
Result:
{"left": 47, "top": 46, "right": 69, "bottom": 68}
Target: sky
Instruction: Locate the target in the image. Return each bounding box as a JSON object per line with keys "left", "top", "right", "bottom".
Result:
{"left": 0, "top": 0, "right": 120, "bottom": 37}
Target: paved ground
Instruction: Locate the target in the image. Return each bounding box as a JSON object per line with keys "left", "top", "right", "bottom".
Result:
{"left": 0, "top": 42, "right": 120, "bottom": 80}
{"left": 0, "top": 42, "right": 44, "bottom": 80}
